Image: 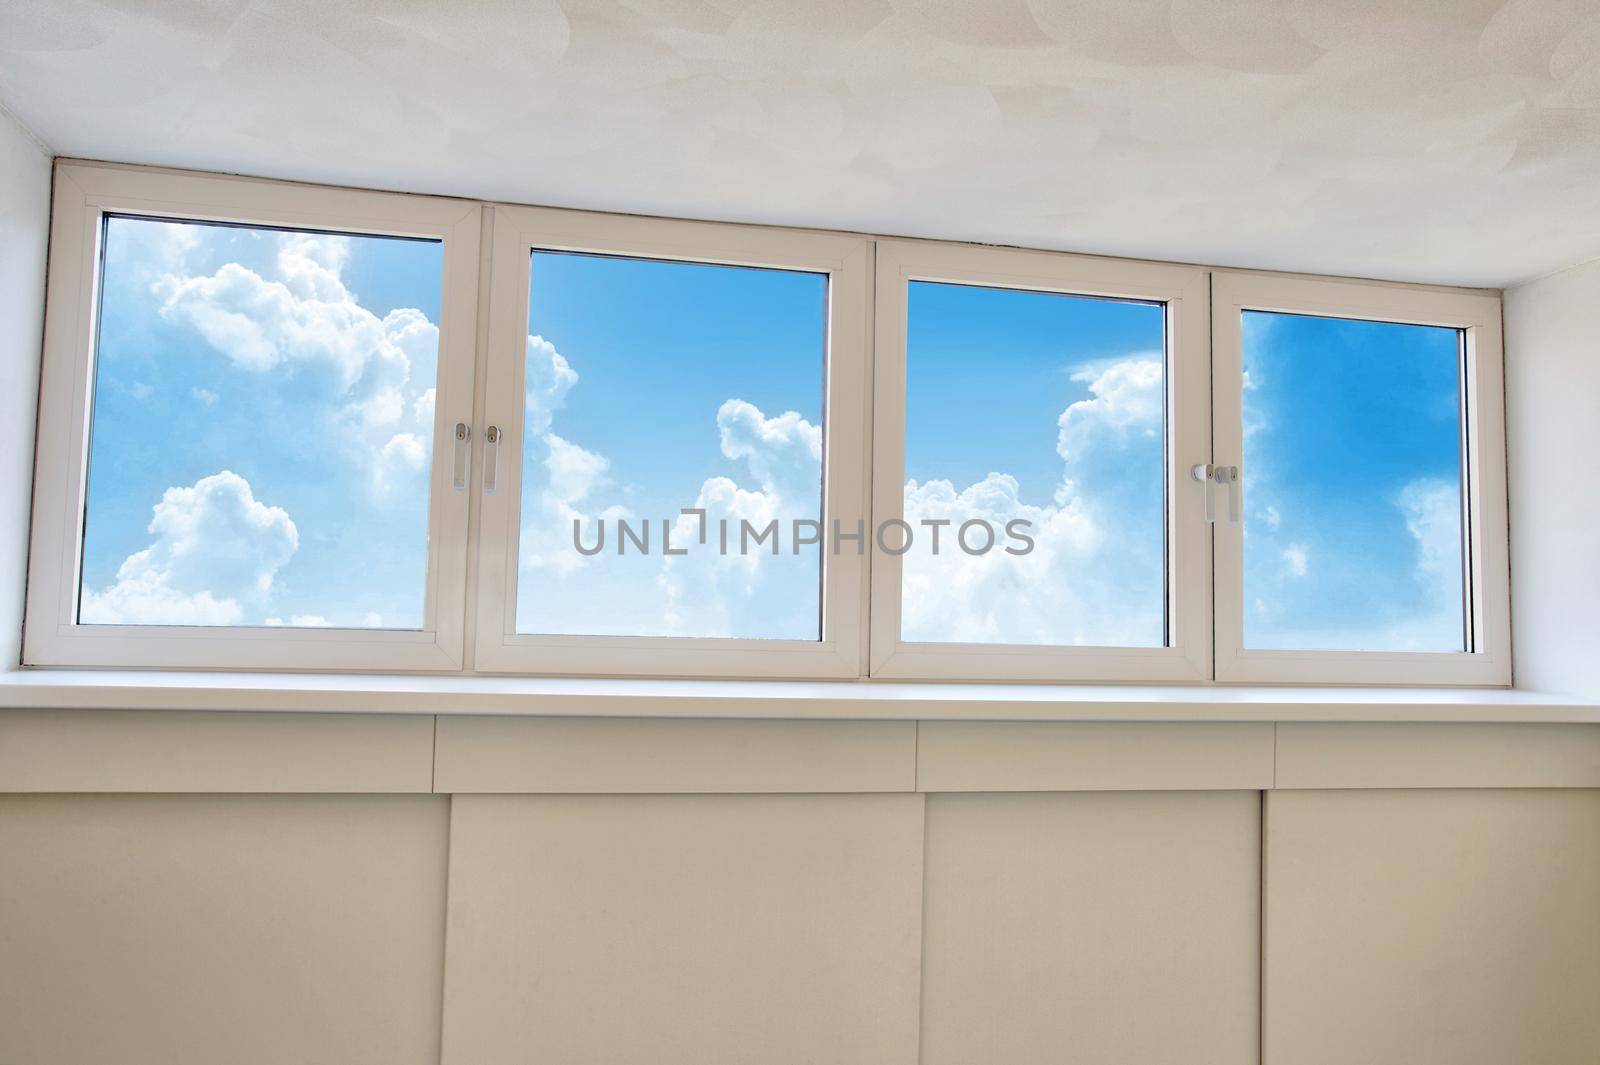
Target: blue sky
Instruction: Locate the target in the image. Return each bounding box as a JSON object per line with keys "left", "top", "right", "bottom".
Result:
{"left": 78, "top": 218, "right": 1466, "bottom": 652}
{"left": 1242, "top": 311, "right": 1465, "bottom": 651}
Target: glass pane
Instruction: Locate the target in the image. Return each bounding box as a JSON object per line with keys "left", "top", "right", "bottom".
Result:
{"left": 901, "top": 280, "right": 1167, "bottom": 646}
{"left": 79, "top": 215, "right": 444, "bottom": 628}
{"left": 516, "top": 251, "right": 826, "bottom": 640}
{"left": 1242, "top": 310, "right": 1466, "bottom": 652}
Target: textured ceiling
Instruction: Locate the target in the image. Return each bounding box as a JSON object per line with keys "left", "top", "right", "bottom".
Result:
{"left": 2, "top": 0, "right": 1599, "bottom": 286}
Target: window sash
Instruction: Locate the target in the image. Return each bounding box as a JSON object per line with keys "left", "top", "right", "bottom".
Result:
{"left": 866, "top": 240, "right": 1213, "bottom": 683}
{"left": 468, "top": 205, "right": 871, "bottom": 678}
{"left": 1209, "top": 271, "right": 1511, "bottom": 685}
{"left": 22, "top": 163, "right": 482, "bottom": 670}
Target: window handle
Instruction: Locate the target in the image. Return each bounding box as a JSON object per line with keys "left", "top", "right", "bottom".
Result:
{"left": 452, "top": 422, "right": 472, "bottom": 491}
{"left": 1191, "top": 463, "right": 1240, "bottom": 524}
{"left": 482, "top": 425, "right": 501, "bottom": 494}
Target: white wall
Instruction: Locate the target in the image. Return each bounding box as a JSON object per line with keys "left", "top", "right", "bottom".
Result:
{"left": 1506, "top": 259, "right": 1600, "bottom": 698}
{"left": 0, "top": 105, "right": 50, "bottom": 669}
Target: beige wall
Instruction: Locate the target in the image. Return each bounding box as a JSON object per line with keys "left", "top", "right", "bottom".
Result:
{"left": 3, "top": 712, "right": 1599, "bottom": 1065}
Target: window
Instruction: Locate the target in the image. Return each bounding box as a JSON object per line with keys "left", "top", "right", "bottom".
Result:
{"left": 514, "top": 250, "right": 827, "bottom": 641}
{"left": 80, "top": 216, "right": 442, "bottom": 631}
{"left": 24, "top": 164, "right": 1512, "bottom": 686}
{"left": 1241, "top": 312, "right": 1466, "bottom": 652}
{"left": 24, "top": 164, "right": 481, "bottom": 669}
{"left": 1211, "top": 272, "right": 1509, "bottom": 684}
{"left": 899, "top": 280, "right": 1166, "bottom": 647}
{"left": 470, "top": 206, "right": 869, "bottom": 677}
{"left": 868, "top": 241, "right": 1212, "bottom": 682}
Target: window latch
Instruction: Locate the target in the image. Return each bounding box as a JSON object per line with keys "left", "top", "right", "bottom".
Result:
{"left": 482, "top": 425, "right": 501, "bottom": 494}
{"left": 1191, "top": 463, "right": 1240, "bottom": 524}
{"left": 452, "top": 422, "right": 471, "bottom": 491}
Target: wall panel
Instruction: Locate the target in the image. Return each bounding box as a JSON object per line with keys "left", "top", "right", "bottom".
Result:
{"left": 440, "top": 793, "right": 924, "bottom": 1065}
{"left": 0, "top": 794, "right": 450, "bottom": 1065}
{"left": 917, "top": 721, "right": 1273, "bottom": 791}
{"left": 0, "top": 708, "right": 436, "bottom": 792}
{"left": 1275, "top": 723, "right": 1600, "bottom": 789}
{"left": 434, "top": 715, "right": 914, "bottom": 793}
{"left": 1264, "top": 789, "right": 1600, "bottom": 1065}
{"left": 921, "top": 791, "right": 1261, "bottom": 1065}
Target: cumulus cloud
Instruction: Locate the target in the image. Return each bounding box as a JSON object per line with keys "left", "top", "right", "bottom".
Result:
{"left": 522, "top": 432, "right": 630, "bottom": 577}
{"left": 155, "top": 231, "right": 439, "bottom": 493}
{"left": 657, "top": 402, "right": 823, "bottom": 638}
{"left": 514, "top": 334, "right": 823, "bottom": 638}
{"left": 716, "top": 399, "right": 822, "bottom": 502}
{"left": 525, "top": 335, "right": 578, "bottom": 435}
{"left": 1057, "top": 358, "right": 1163, "bottom": 484}
{"left": 159, "top": 234, "right": 381, "bottom": 386}
{"left": 515, "top": 345, "right": 1162, "bottom": 643}
{"left": 81, "top": 471, "right": 298, "bottom": 626}
{"left": 374, "top": 432, "right": 430, "bottom": 494}
{"left": 900, "top": 355, "right": 1166, "bottom": 647}
{"left": 516, "top": 338, "right": 632, "bottom": 578}
{"left": 1282, "top": 543, "right": 1309, "bottom": 577}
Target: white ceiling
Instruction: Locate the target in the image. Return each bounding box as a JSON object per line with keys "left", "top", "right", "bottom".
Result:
{"left": 3, "top": 0, "right": 1598, "bottom": 287}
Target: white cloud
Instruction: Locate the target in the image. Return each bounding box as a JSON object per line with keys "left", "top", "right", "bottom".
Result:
{"left": 81, "top": 471, "right": 298, "bottom": 626}
{"left": 716, "top": 399, "right": 821, "bottom": 503}
{"left": 545, "top": 432, "right": 610, "bottom": 503}
{"left": 155, "top": 232, "right": 439, "bottom": 492}
{"left": 522, "top": 431, "right": 630, "bottom": 577}
{"left": 191, "top": 387, "right": 218, "bottom": 406}
{"left": 412, "top": 387, "right": 436, "bottom": 426}
{"left": 158, "top": 236, "right": 383, "bottom": 387}
{"left": 515, "top": 337, "right": 608, "bottom": 576}
{"left": 130, "top": 381, "right": 155, "bottom": 400}
{"left": 900, "top": 355, "right": 1166, "bottom": 647}
{"left": 655, "top": 402, "right": 824, "bottom": 638}
{"left": 1282, "top": 542, "right": 1309, "bottom": 577}
{"left": 525, "top": 335, "right": 578, "bottom": 435}
{"left": 511, "top": 339, "right": 1168, "bottom": 644}
{"left": 1057, "top": 358, "right": 1163, "bottom": 484}
{"left": 514, "top": 333, "right": 823, "bottom": 637}
{"left": 518, "top": 351, "right": 1165, "bottom": 643}
{"left": 374, "top": 432, "right": 430, "bottom": 495}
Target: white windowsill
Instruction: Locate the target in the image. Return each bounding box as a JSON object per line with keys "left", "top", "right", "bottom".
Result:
{"left": 1, "top": 669, "right": 1598, "bottom": 723}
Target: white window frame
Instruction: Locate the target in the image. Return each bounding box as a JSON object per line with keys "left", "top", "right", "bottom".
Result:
{"left": 469, "top": 205, "right": 871, "bottom": 679}
{"left": 867, "top": 240, "right": 1213, "bottom": 682}
{"left": 22, "top": 162, "right": 482, "bottom": 671}
{"left": 19, "top": 162, "right": 1517, "bottom": 689}
{"left": 1210, "top": 270, "right": 1512, "bottom": 686}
